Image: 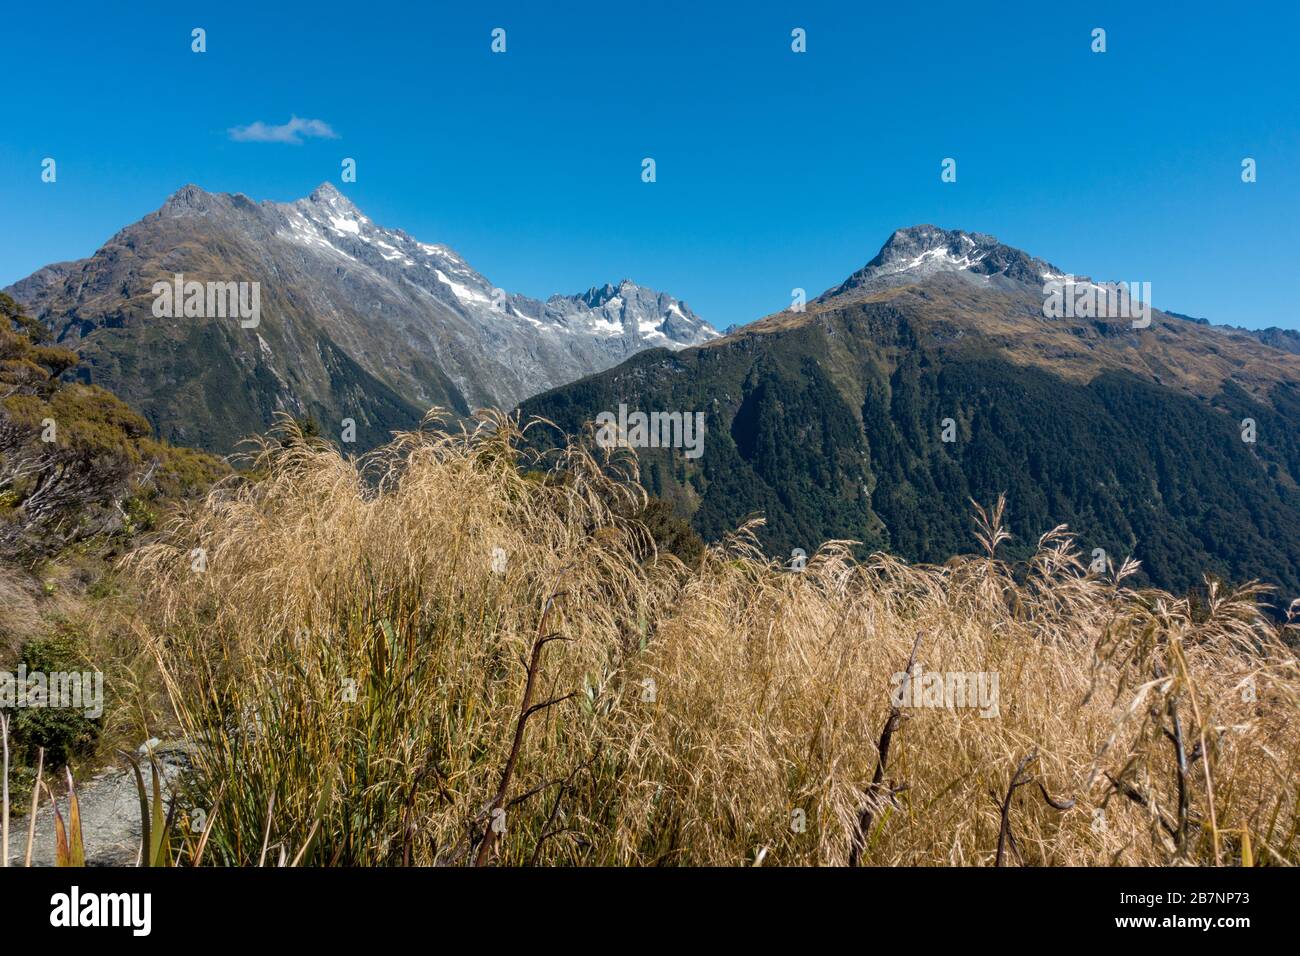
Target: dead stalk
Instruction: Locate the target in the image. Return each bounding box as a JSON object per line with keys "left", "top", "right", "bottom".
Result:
{"left": 24, "top": 747, "right": 44, "bottom": 867}
{"left": 850, "top": 631, "right": 923, "bottom": 866}
{"left": 474, "top": 591, "right": 570, "bottom": 866}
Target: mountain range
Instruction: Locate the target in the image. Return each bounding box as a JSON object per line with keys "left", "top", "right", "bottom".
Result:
{"left": 521, "top": 225, "right": 1300, "bottom": 603}
{"left": 9, "top": 198, "right": 1300, "bottom": 602}
{"left": 5, "top": 184, "right": 717, "bottom": 452}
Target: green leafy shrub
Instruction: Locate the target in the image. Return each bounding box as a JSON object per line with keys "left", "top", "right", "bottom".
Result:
{"left": 5, "top": 632, "right": 101, "bottom": 766}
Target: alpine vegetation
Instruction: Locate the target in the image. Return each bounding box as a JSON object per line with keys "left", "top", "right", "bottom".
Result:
{"left": 119, "top": 413, "right": 1300, "bottom": 867}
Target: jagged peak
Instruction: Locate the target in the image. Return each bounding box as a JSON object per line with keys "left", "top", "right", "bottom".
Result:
{"left": 301, "top": 182, "right": 364, "bottom": 218}
{"left": 308, "top": 182, "right": 348, "bottom": 204}
{"left": 166, "top": 182, "right": 209, "bottom": 200}
{"left": 574, "top": 278, "right": 685, "bottom": 307}
{"left": 575, "top": 280, "right": 637, "bottom": 309}
{"left": 821, "top": 224, "right": 1065, "bottom": 300}
{"left": 159, "top": 183, "right": 215, "bottom": 213}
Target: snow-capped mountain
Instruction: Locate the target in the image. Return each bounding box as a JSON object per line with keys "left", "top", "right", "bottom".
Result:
{"left": 819, "top": 224, "right": 1068, "bottom": 300}
{"left": 279, "top": 185, "right": 715, "bottom": 350}
{"left": 522, "top": 223, "right": 1300, "bottom": 605}
{"left": 4, "top": 183, "right": 717, "bottom": 452}
{"left": 547, "top": 279, "right": 715, "bottom": 347}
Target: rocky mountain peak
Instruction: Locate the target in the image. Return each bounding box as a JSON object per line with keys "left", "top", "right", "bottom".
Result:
{"left": 3, "top": 183, "right": 719, "bottom": 454}
{"left": 575, "top": 279, "right": 642, "bottom": 309}
{"left": 306, "top": 182, "right": 358, "bottom": 211}
{"left": 822, "top": 224, "right": 1065, "bottom": 300}
{"left": 549, "top": 278, "right": 716, "bottom": 346}
{"left": 159, "top": 183, "right": 216, "bottom": 215}
{"left": 577, "top": 282, "right": 621, "bottom": 309}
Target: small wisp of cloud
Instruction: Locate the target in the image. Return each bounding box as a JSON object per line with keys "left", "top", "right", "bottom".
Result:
{"left": 228, "top": 115, "right": 338, "bottom": 144}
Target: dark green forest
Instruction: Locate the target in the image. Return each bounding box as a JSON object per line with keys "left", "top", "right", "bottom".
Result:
{"left": 521, "top": 316, "right": 1300, "bottom": 608}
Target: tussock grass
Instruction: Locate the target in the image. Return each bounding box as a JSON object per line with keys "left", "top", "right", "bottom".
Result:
{"left": 121, "top": 413, "right": 1300, "bottom": 866}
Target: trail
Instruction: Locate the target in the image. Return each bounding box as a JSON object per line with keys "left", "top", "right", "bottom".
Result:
{"left": 6, "top": 748, "right": 187, "bottom": 867}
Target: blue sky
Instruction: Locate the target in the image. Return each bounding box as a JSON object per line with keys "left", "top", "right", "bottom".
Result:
{"left": 2, "top": 0, "right": 1297, "bottom": 330}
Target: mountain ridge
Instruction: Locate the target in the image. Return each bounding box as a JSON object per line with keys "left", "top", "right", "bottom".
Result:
{"left": 4, "top": 183, "right": 718, "bottom": 453}
{"left": 819, "top": 224, "right": 1067, "bottom": 301}
{"left": 520, "top": 224, "right": 1300, "bottom": 604}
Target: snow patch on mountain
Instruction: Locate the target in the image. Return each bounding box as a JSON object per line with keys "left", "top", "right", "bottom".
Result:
{"left": 822, "top": 225, "right": 1068, "bottom": 301}
{"left": 275, "top": 188, "right": 717, "bottom": 350}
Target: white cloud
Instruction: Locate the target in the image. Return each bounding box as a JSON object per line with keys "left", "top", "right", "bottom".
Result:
{"left": 228, "top": 116, "right": 338, "bottom": 144}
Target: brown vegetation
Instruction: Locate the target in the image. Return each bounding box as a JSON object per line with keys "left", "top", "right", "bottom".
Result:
{"left": 109, "top": 413, "right": 1299, "bottom": 866}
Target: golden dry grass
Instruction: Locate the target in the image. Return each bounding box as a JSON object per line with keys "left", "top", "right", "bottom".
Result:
{"left": 119, "top": 413, "right": 1300, "bottom": 866}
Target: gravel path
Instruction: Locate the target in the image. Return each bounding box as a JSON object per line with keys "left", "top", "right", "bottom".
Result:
{"left": 6, "top": 746, "right": 188, "bottom": 867}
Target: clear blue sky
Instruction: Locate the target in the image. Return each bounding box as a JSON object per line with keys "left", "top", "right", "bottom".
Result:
{"left": 2, "top": 0, "right": 1297, "bottom": 330}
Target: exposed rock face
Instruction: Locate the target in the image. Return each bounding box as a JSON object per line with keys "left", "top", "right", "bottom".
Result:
{"left": 5, "top": 183, "right": 717, "bottom": 453}
{"left": 821, "top": 224, "right": 1065, "bottom": 299}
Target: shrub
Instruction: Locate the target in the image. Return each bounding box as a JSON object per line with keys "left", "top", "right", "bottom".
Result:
{"left": 6, "top": 632, "right": 101, "bottom": 767}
